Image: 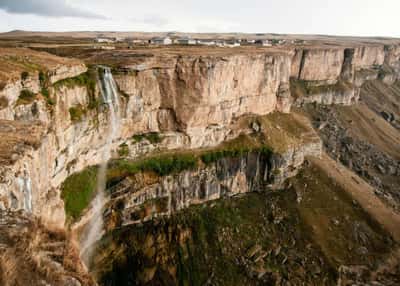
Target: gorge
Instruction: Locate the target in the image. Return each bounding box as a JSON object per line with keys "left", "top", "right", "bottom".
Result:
{"left": 0, "top": 35, "right": 399, "bottom": 285}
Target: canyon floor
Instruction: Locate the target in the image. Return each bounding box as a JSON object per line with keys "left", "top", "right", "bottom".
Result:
{"left": 0, "top": 34, "right": 399, "bottom": 285}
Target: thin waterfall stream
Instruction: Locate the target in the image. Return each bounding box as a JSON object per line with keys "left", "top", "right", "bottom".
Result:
{"left": 80, "top": 67, "right": 121, "bottom": 267}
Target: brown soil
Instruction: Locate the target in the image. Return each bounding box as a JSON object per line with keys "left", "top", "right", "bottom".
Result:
{"left": 0, "top": 47, "right": 83, "bottom": 86}
{"left": 0, "top": 120, "right": 45, "bottom": 165}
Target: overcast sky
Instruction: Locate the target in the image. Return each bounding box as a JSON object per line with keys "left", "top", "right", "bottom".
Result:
{"left": 0, "top": 0, "right": 399, "bottom": 37}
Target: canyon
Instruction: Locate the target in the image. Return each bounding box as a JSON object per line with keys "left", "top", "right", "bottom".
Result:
{"left": 0, "top": 34, "right": 399, "bottom": 285}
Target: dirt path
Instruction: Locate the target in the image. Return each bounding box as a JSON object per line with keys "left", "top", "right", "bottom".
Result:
{"left": 310, "top": 153, "right": 400, "bottom": 242}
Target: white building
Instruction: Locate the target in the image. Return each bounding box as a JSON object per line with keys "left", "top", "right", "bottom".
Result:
{"left": 197, "top": 39, "right": 216, "bottom": 46}
{"left": 150, "top": 37, "right": 172, "bottom": 45}
{"left": 95, "top": 37, "right": 115, "bottom": 43}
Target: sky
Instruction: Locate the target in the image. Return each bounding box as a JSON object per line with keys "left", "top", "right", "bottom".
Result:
{"left": 0, "top": 0, "right": 399, "bottom": 37}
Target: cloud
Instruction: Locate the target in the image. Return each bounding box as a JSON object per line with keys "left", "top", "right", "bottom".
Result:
{"left": 0, "top": 0, "right": 106, "bottom": 19}
{"left": 130, "top": 15, "right": 169, "bottom": 27}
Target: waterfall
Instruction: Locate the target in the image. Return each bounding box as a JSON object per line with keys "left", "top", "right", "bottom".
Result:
{"left": 17, "top": 169, "right": 32, "bottom": 213}
{"left": 24, "top": 175, "right": 32, "bottom": 213}
{"left": 80, "top": 67, "right": 120, "bottom": 267}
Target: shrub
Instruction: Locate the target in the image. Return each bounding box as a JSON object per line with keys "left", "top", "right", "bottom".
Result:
{"left": 21, "top": 71, "right": 29, "bottom": 81}
{"left": 40, "top": 87, "right": 56, "bottom": 106}
{"left": 61, "top": 167, "right": 98, "bottom": 221}
{"left": 132, "top": 132, "right": 163, "bottom": 144}
{"left": 17, "top": 89, "right": 36, "bottom": 105}
{"left": 118, "top": 143, "right": 129, "bottom": 157}
{"left": 39, "top": 70, "right": 50, "bottom": 88}
{"left": 146, "top": 132, "right": 162, "bottom": 144}
{"left": 69, "top": 105, "right": 86, "bottom": 122}
{"left": 41, "top": 87, "right": 49, "bottom": 98}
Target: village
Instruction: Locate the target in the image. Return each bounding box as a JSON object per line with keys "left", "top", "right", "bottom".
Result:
{"left": 94, "top": 34, "right": 306, "bottom": 48}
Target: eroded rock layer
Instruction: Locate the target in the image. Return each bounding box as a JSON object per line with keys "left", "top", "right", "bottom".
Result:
{"left": 106, "top": 138, "right": 321, "bottom": 227}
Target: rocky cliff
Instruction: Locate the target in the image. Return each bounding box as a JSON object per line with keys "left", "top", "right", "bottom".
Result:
{"left": 106, "top": 137, "right": 321, "bottom": 227}
{"left": 0, "top": 41, "right": 400, "bottom": 229}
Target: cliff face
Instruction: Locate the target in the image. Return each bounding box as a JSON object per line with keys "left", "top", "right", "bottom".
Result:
{"left": 0, "top": 42, "right": 400, "bottom": 228}
{"left": 114, "top": 53, "right": 292, "bottom": 144}
{"left": 294, "top": 48, "right": 345, "bottom": 82}
{"left": 289, "top": 44, "right": 400, "bottom": 105}
{"left": 105, "top": 138, "right": 321, "bottom": 227}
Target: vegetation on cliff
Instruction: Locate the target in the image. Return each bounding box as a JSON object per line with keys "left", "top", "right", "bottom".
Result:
{"left": 111, "top": 153, "right": 198, "bottom": 177}
{"left": 20, "top": 71, "right": 29, "bottom": 81}
{"left": 132, "top": 132, "right": 163, "bottom": 144}
{"left": 61, "top": 167, "right": 98, "bottom": 220}
{"left": 53, "top": 71, "right": 95, "bottom": 91}
{"left": 17, "top": 89, "right": 36, "bottom": 105}
{"left": 53, "top": 69, "right": 99, "bottom": 109}
{"left": 69, "top": 105, "right": 86, "bottom": 122}
{"left": 61, "top": 141, "right": 273, "bottom": 220}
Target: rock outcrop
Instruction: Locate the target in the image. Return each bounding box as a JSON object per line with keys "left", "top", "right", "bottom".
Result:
{"left": 106, "top": 138, "right": 321, "bottom": 227}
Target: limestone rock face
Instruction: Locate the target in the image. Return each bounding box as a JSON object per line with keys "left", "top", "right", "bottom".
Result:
{"left": 107, "top": 139, "right": 322, "bottom": 227}
{"left": 353, "top": 46, "right": 385, "bottom": 68}
{"left": 297, "top": 48, "right": 345, "bottom": 82}
{"left": 115, "top": 53, "right": 292, "bottom": 144}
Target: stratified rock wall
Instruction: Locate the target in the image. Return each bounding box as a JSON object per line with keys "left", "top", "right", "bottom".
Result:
{"left": 107, "top": 139, "right": 322, "bottom": 226}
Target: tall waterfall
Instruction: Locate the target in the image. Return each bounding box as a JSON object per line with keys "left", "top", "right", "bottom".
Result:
{"left": 80, "top": 67, "right": 120, "bottom": 267}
